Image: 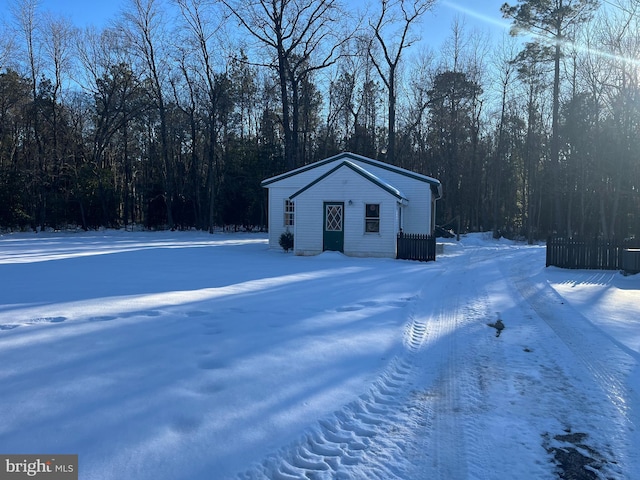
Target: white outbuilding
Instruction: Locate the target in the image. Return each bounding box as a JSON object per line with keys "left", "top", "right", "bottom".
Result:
{"left": 261, "top": 152, "right": 442, "bottom": 258}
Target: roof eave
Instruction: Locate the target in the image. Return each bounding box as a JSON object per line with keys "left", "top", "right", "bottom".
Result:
{"left": 261, "top": 152, "right": 440, "bottom": 188}
{"left": 289, "top": 161, "right": 407, "bottom": 202}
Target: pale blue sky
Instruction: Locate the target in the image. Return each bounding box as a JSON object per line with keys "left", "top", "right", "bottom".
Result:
{"left": 1, "top": 0, "right": 510, "bottom": 47}
{"left": 31, "top": 0, "right": 124, "bottom": 27}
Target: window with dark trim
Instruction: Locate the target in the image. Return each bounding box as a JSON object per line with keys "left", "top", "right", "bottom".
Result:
{"left": 284, "top": 199, "right": 294, "bottom": 226}
{"left": 365, "top": 203, "right": 380, "bottom": 233}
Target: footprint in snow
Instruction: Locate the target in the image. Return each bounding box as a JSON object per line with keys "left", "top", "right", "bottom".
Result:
{"left": 171, "top": 415, "right": 203, "bottom": 434}
{"left": 91, "top": 316, "right": 117, "bottom": 322}
{"left": 336, "top": 305, "right": 363, "bottom": 312}
{"left": 198, "top": 358, "right": 227, "bottom": 370}
{"left": 0, "top": 324, "right": 20, "bottom": 330}
{"left": 336, "top": 299, "right": 411, "bottom": 313}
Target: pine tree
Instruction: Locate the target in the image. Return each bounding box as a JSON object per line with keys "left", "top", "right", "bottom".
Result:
{"left": 501, "top": 0, "right": 600, "bottom": 235}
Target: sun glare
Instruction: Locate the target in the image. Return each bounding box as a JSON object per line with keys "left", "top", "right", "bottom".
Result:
{"left": 441, "top": 1, "right": 640, "bottom": 67}
{"left": 441, "top": 1, "right": 511, "bottom": 31}
{"left": 524, "top": 28, "right": 640, "bottom": 67}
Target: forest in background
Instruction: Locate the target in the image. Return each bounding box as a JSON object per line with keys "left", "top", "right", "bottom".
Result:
{"left": 0, "top": 0, "right": 638, "bottom": 241}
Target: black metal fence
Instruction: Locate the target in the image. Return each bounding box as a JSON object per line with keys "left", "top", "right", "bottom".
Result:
{"left": 546, "top": 237, "right": 639, "bottom": 270}
{"left": 397, "top": 233, "right": 436, "bottom": 262}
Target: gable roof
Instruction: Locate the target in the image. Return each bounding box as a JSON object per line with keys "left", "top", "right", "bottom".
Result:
{"left": 289, "top": 160, "right": 408, "bottom": 202}
{"left": 261, "top": 152, "right": 441, "bottom": 189}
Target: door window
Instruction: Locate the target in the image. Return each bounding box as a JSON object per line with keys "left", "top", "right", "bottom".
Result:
{"left": 326, "top": 205, "right": 343, "bottom": 231}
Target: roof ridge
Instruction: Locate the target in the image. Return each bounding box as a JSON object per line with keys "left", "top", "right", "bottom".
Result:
{"left": 261, "top": 152, "right": 440, "bottom": 187}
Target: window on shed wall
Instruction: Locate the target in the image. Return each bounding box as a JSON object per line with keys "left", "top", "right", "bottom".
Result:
{"left": 365, "top": 203, "right": 380, "bottom": 233}
{"left": 284, "top": 199, "right": 294, "bottom": 226}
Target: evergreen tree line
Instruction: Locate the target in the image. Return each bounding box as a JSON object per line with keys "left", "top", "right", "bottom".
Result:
{"left": 0, "top": 0, "right": 638, "bottom": 241}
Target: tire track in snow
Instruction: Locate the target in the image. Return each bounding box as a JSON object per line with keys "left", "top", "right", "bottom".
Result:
{"left": 423, "top": 291, "right": 469, "bottom": 480}
{"left": 511, "top": 260, "right": 637, "bottom": 422}
{"left": 509, "top": 255, "right": 640, "bottom": 475}
{"left": 455, "top": 295, "right": 495, "bottom": 480}
{"left": 237, "top": 289, "right": 436, "bottom": 479}
{"left": 237, "top": 251, "right": 496, "bottom": 480}
{"left": 413, "top": 250, "right": 495, "bottom": 480}
{"left": 236, "top": 264, "right": 448, "bottom": 479}
{"left": 238, "top": 354, "right": 419, "bottom": 479}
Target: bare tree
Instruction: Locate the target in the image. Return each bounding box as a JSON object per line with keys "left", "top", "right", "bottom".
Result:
{"left": 369, "top": 0, "right": 435, "bottom": 165}
{"left": 0, "top": 17, "right": 15, "bottom": 70}
{"left": 174, "top": 0, "right": 227, "bottom": 232}
{"left": 118, "top": 0, "right": 176, "bottom": 228}
{"left": 10, "top": 0, "right": 41, "bottom": 103}
{"left": 42, "top": 13, "right": 76, "bottom": 168}
{"left": 403, "top": 48, "right": 435, "bottom": 169}
{"left": 492, "top": 34, "right": 520, "bottom": 239}
{"left": 592, "top": 0, "right": 640, "bottom": 238}
{"left": 221, "top": 0, "right": 351, "bottom": 169}
{"left": 77, "top": 27, "right": 129, "bottom": 93}
{"left": 78, "top": 27, "right": 149, "bottom": 228}
{"left": 10, "top": 0, "right": 46, "bottom": 229}
{"left": 326, "top": 35, "right": 381, "bottom": 157}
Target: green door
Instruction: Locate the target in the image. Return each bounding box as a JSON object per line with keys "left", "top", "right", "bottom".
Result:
{"left": 323, "top": 202, "right": 344, "bottom": 252}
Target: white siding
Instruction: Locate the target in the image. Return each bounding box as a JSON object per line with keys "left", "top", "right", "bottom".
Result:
{"left": 293, "top": 199, "right": 323, "bottom": 255}
{"left": 263, "top": 153, "right": 440, "bottom": 254}
{"left": 345, "top": 161, "right": 432, "bottom": 234}
{"left": 267, "top": 187, "right": 294, "bottom": 249}
{"left": 293, "top": 167, "right": 400, "bottom": 257}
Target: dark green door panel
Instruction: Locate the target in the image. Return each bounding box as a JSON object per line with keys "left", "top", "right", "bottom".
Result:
{"left": 323, "top": 202, "right": 344, "bottom": 252}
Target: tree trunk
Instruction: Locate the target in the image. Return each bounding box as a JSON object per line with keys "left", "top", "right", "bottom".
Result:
{"left": 552, "top": 40, "right": 562, "bottom": 235}
{"left": 387, "top": 65, "right": 396, "bottom": 165}
{"left": 277, "top": 44, "right": 294, "bottom": 170}
{"left": 290, "top": 70, "right": 300, "bottom": 167}
{"left": 207, "top": 111, "right": 217, "bottom": 234}
{"left": 157, "top": 99, "right": 174, "bottom": 229}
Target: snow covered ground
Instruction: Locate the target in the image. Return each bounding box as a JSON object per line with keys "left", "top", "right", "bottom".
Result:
{"left": 0, "top": 230, "right": 638, "bottom": 479}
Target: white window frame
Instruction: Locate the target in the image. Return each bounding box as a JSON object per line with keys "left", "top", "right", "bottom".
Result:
{"left": 284, "top": 199, "right": 294, "bottom": 226}
{"left": 365, "top": 203, "right": 380, "bottom": 233}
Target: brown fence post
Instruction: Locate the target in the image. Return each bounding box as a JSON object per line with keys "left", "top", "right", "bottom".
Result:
{"left": 397, "top": 233, "right": 436, "bottom": 262}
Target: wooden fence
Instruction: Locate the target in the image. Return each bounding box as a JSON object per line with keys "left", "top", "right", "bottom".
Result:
{"left": 397, "top": 233, "right": 436, "bottom": 262}
{"left": 546, "top": 237, "right": 639, "bottom": 270}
